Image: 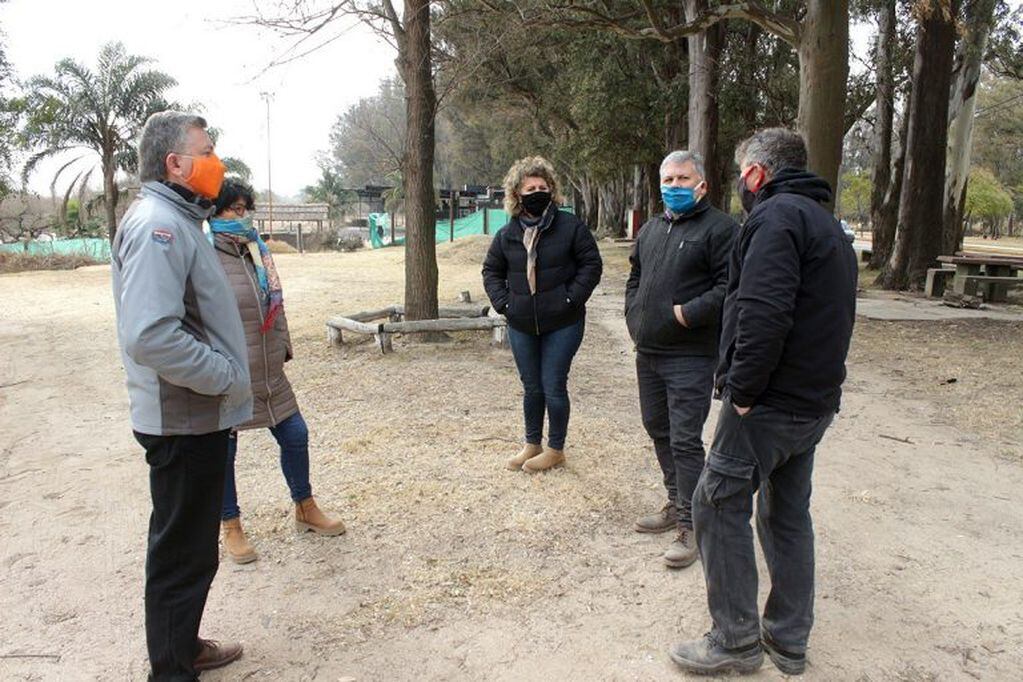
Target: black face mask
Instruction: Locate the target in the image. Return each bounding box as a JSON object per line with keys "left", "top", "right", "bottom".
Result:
{"left": 521, "top": 190, "right": 552, "bottom": 217}
{"left": 736, "top": 175, "right": 757, "bottom": 214}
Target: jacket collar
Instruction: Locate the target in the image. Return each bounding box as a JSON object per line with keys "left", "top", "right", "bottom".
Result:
{"left": 665, "top": 197, "right": 712, "bottom": 223}
{"left": 140, "top": 181, "right": 215, "bottom": 223}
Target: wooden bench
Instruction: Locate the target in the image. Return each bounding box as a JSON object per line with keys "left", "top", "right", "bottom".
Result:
{"left": 959, "top": 275, "right": 1023, "bottom": 299}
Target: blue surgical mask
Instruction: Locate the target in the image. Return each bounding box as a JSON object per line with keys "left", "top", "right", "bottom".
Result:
{"left": 661, "top": 185, "right": 698, "bottom": 214}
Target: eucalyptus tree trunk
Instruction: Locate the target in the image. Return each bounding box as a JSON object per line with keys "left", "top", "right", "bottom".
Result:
{"left": 869, "top": 0, "right": 896, "bottom": 253}
{"left": 684, "top": 0, "right": 725, "bottom": 207}
{"left": 883, "top": 0, "right": 959, "bottom": 290}
{"left": 942, "top": 0, "right": 997, "bottom": 255}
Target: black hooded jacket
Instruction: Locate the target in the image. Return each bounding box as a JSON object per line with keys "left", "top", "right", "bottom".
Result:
{"left": 717, "top": 169, "right": 858, "bottom": 416}
{"left": 482, "top": 209, "right": 603, "bottom": 335}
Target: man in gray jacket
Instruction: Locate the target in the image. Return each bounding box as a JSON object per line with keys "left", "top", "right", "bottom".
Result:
{"left": 112, "top": 111, "right": 252, "bottom": 680}
{"left": 626, "top": 150, "right": 737, "bottom": 569}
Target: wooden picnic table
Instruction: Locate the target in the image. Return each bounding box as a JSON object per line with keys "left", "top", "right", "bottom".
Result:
{"left": 935, "top": 253, "right": 1023, "bottom": 302}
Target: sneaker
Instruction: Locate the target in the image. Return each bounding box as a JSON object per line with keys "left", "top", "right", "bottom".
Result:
{"left": 193, "top": 638, "right": 243, "bottom": 672}
{"left": 633, "top": 502, "right": 678, "bottom": 534}
{"left": 663, "top": 524, "right": 698, "bottom": 568}
{"left": 762, "top": 632, "right": 807, "bottom": 675}
{"left": 669, "top": 633, "right": 763, "bottom": 675}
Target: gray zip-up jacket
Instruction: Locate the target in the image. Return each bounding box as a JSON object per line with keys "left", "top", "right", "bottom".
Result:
{"left": 112, "top": 181, "right": 253, "bottom": 436}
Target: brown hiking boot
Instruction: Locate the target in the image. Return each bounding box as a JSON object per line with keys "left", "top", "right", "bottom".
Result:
{"left": 506, "top": 443, "right": 543, "bottom": 471}
{"left": 193, "top": 638, "right": 243, "bottom": 672}
{"left": 634, "top": 502, "right": 679, "bottom": 534}
{"left": 222, "top": 518, "right": 257, "bottom": 564}
{"left": 522, "top": 447, "right": 566, "bottom": 473}
{"left": 295, "top": 497, "right": 346, "bottom": 536}
{"left": 664, "top": 524, "right": 699, "bottom": 568}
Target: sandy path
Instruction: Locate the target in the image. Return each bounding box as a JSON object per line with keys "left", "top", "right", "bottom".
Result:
{"left": 1, "top": 244, "right": 1021, "bottom": 681}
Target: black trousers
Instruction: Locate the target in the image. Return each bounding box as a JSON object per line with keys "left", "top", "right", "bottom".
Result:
{"left": 134, "top": 430, "right": 230, "bottom": 682}
{"left": 636, "top": 352, "right": 715, "bottom": 527}
{"left": 692, "top": 401, "right": 832, "bottom": 655}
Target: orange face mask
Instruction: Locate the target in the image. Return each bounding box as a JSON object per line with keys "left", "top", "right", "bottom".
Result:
{"left": 182, "top": 153, "right": 226, "bottom": 199}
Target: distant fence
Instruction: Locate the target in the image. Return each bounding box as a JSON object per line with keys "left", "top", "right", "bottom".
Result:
{"left": 0, "top": 238, "right": 111, "bottom": 261}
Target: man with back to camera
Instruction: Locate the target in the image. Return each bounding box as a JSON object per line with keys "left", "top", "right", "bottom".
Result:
{"left": 669, "top": 128, "right": 858, "bottom": 676}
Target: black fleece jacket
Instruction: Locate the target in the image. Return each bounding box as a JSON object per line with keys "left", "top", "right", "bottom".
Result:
{"left": 717, "top": 169, "right": 858, "bottom": 416}
{"left": 625, "top": 200, "right": 737, "bottom": 356}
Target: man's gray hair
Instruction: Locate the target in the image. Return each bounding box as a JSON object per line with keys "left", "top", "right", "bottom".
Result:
{"left": 660, "top": 150, "right": 705, "bottom": 179}
{"left": 734, "top": 127, "right": 807, "bottom": 176}
{"left": 138, "top": 111, "right": 208, "bottom": 182}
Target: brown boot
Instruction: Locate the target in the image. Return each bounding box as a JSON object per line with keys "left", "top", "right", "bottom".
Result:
{"left": 506, "top": 443, "right": 543, "bottom": 471}
{"left": 522, "top": 447, "right": 565, "bottom": 473}
{"left": 222, "top": 518, "right": 257, "bottom": 564}
{"left": 634, "top": 502, "right": 679, "bottom": 534}
{"left": 295, "top": 497, "right": 346, "bottom": 536}
{"left": 664, "top": 524, "right": 699, "bottom": 569}
{"left": 194, "top": 638, "right": 243, "bottom": 672}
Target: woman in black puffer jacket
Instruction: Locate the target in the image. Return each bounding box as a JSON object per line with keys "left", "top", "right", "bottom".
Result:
{"left": 482, "top": 156, "right": 603, "bottom": 473}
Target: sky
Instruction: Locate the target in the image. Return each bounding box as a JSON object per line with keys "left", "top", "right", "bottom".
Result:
{"left": 1, "top": 0, "right": 395, "bottom": 198}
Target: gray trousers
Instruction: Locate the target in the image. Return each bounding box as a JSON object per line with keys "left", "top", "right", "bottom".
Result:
{"left": 693, "top": 400, "right": 833, "bottom": 655}
{"left": 636, "top": 352, "right": 715, "bottom": 528}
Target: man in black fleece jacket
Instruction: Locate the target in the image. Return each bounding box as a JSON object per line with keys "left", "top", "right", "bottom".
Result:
{"left": 670, "top": 129, "right": 857, "bottom": 677}
{"left": 625, "top": 150, "right": 737, "bottom": 569}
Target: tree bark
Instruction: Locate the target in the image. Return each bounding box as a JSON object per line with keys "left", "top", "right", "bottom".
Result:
{"left": 869, "top": 94, "right": 909, "bottom": 271}
{"left": 103, "top": 154, "right": 118, "bottom": 242}
{"left": 399, "top": 0, "right": 439, "bottom": 320}
{"left": 942, "top": 0, "right": 997, "bottom": 255}
{"left": 684, "top": 0, "right": 724, "bottom": 207}
{"left": 796, "top": 0, "right": 849, "bottom": 209}
{"left": 883, "top": 0, "right": 958, "bottom": 290}
{"left": 869, "top": 0, "right": 896, "bottom": 248}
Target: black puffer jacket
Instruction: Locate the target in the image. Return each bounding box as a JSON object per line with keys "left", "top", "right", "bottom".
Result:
{"left": 625, "top": 201, "right": 737, "bottom": 356}
{"left": 717, "top": 169, "right": 858, "bottom": 416}
{"left": 482, "top": 210, "right": 603, "bottom": 335}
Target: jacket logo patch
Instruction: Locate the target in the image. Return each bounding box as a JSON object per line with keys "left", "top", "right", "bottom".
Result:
{"left": 152, "top": 229, "right": 174, "bottom": 245}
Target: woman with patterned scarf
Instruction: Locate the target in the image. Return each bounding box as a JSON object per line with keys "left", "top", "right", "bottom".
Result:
{"left": 210, "top": 179, "right": 345, "bottom": 564}
{"left": 482, "top": 157, "right": 603, "bottom": 473}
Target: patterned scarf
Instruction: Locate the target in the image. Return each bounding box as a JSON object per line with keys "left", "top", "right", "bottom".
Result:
{"left": 210, "top": 218, "right": 284, "bottom": 334}
{"left": 520, "top": 205, "right": 556, "bottom": 295}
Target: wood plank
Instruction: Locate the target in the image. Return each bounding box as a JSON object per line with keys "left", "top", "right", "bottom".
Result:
{"left": 381, "top": 317, "right": 506, "bottom": 334}
{"left": 326, "top": 316, "right": 382, "bottom": 335}
{"left": 392, "top": 304, "right": 490, "bottom": 318}
{"left": 345, "top": 307, "right": 398, "bottom": 322}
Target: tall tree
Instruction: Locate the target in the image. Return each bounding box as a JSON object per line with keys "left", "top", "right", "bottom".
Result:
{"left": 942, "top": 0, "right": 999, "bottom": 254}
{"left": 883, "top": 0, "right": 959, "bottom": 290}
{"left": 532, "top": 0, "right": 850, "bottom": 207}
{"left": 21, "top": 42, "right": 176, "bottom": 240}
{"left": 249, "top": 1, "right": 440, "bottom": 320}
{"left": 868, "top": 0, "right": 897, "bottom": 261}
{"left": 684, "top": 0, "right": 725, "bottom": 206}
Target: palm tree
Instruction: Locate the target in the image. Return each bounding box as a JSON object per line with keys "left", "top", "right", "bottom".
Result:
{"left": 21, "top": 42, "right": 176, "bottom": 240}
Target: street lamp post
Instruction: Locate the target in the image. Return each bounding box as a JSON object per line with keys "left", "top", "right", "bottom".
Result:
{"left": 260, "top": 91, "right": 274, "bottom": 237}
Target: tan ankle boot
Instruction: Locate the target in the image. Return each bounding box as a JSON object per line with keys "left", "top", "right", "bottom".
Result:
{"left": 522, "top": 447, "right": 565, "bottom": 473}
{"left": 222, "top": 518, "right": 257, "bottom": 564}
{"left": 295, "top": 497, "right": 346, "bottom": 536}
{"left": 506, "top": 443, "right": 543, "bottom": 471}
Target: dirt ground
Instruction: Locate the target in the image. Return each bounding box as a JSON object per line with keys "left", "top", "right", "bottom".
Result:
{"left": 1, "top": 238, "right": 1022, "bottom": 681}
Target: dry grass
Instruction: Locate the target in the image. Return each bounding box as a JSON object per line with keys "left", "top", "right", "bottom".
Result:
{"left": 266, "top": 238, "right": 298, "bottom": 254}
{"left": 849, "top": 317, "right": 1023, "bottom": 455}
{"left": 0, "top": 250, "right": 102, "bottom": 274}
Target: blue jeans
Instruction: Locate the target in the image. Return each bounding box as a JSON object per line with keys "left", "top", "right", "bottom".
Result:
{"left": 506, "top": 318, "right": 585, "bottom": 450}
{"left": 222, "top": 411, "right": 313, "bottom": 521}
